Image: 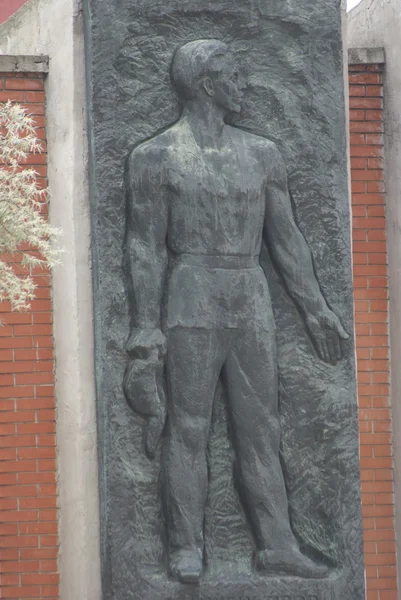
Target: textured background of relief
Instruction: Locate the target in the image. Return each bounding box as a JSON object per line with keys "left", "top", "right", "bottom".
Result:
{"left": 83, "top": 1, "right": 365, "bottom": 598}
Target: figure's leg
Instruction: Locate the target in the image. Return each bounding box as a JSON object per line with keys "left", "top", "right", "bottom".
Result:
{"left": 162, "top": 327, "right": 224, "bottom": 583}
{"left": 223, "top": 327, "right": 328, "bottom": 578}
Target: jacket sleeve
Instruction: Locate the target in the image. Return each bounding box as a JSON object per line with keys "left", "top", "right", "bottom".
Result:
{"left": 263, "top": 144, "right": 328, "bottom": 318}
{"left": 124, "top": 144, "right": 168, "bottom": 330}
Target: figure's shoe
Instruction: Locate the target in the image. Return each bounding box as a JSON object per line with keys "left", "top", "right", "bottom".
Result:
{"left": 255, "top": 546, "right": 329, "bottom": 579}
{"left": 168, "top": 548, "right": 203, "bottom": 584}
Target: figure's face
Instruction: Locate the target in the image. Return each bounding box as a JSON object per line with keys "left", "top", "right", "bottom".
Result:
{"left": 208, "top": 53, "right": 245, "bottom": 114}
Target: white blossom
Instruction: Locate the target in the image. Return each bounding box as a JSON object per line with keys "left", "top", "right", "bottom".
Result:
{"left": 0, "top": 101, "right": 60, "bottom": 311}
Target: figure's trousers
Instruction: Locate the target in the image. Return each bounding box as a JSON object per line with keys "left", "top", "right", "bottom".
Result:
{"left": 161, "top": 326, "right": 295, "bottom": 556}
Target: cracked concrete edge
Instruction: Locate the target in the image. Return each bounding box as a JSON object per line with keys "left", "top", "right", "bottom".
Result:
{"left": 341, "top": 0, "right": 352, "bottom": 271}
{"left": 348, "top": 47, "right": 385, "bottom": 65}
{"left": 0, "top": 55, "right": 49, "bottom": 72}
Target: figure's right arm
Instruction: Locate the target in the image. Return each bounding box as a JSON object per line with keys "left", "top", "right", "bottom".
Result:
{"left": 124, "top": 145, "right": 168, "bottom": 359}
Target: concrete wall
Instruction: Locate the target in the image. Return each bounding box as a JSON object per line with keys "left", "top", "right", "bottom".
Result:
{"left": 349, "top": 1, "right": 401, "bottom": 596}
{"left": 0, "top": 1, "right": 101, "bottom": 599}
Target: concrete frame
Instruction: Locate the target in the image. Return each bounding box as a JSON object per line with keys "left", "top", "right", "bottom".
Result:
{"left": 0, "top": 1, "right": 102, "bottom": 599}
{"left": 348, "top": 1, "right": 401, "bottom": 596}
{"left": 0, "top": 55, "right": 48, "bottom": 71}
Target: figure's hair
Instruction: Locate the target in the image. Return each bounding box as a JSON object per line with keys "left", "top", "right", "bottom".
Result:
{"left": 171, "top": 39, "right": 230, "bottom": 100}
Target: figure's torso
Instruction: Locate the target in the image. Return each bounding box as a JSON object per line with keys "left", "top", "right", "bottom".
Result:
{"left": 164, "top": 119, "right": 269, "bottom": 257}
{"left": 130, "top": 119, "right": 277, "bottom": 331}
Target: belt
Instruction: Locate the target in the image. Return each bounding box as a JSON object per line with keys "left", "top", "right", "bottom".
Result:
{"left": 174, "top": 253, "right": 260, "bottom": 269}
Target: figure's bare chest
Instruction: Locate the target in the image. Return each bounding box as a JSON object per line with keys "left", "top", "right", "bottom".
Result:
{"left": 168, "top": 145, "right": 264, "bottom": 202}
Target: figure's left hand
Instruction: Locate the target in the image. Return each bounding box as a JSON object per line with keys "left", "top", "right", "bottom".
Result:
{"left": 305, "top": 310, "right": 350, "bottom": 365}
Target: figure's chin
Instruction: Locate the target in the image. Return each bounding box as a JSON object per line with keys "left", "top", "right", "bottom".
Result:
{"left": 229, "top": 103, "right": 242, "bottom": 114}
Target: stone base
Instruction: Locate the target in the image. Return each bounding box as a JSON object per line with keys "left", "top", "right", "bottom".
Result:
{"left": 133, "top": 567, "right": 343, "bottom": 600}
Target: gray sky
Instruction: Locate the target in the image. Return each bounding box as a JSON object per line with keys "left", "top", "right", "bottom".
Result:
{"left": 348, "top": 0, "right": 362, "bottom": 9}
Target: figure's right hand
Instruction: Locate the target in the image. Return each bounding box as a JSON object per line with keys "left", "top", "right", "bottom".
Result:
{"left": 124, "top": 328, "right": 167, "bottom": 459}
{"left": 126, "top": 327, "right": 167, "bottom": 360}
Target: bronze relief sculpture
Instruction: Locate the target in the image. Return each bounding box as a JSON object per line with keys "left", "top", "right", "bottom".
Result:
{"left": 123, "top": 40, "right": 349, "bottom": 585}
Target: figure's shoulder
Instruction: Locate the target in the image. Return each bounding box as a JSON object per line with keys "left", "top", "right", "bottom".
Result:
{"left": 227, "top": 125, "right": 271, "bottom": 148}
{"left": 228, "top": 126, "right": 281, "bottom": 159}
{"left": 127, "top": 124, "right": 179, "bottom": 170}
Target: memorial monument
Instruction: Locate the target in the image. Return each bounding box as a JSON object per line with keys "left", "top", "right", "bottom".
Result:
{"left": 84, "top": 1, "right": 365, "bottom": 599}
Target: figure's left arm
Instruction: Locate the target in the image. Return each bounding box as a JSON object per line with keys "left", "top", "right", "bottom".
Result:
{"left": 263, "top": 143, "right": 349, "bottom": 364}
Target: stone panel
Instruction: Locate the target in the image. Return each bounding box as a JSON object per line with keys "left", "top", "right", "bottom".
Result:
{"left": 83, "top": 1, "right": 365, "bottom": 599}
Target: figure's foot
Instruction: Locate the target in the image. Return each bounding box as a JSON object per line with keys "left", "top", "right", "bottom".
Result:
{"left": 255, "top": 546, "right": 329, "bottom": 579}
{"left": 168, "top": 548, "right": 203, "bottom": 584}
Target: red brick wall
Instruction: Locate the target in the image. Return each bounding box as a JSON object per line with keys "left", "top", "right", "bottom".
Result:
{"left": 0, "top": 72, "right": 59, "bottom": 600}
{"left": 350, "top": 63, "right": 398, "bottom": 600}
{"left": 0, "top": 0, "right": 28, "bottom": 24}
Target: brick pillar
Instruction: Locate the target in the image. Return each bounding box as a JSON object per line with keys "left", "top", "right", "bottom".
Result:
{"left": 0, "top": 69, "right": 59, "bottom": 600}
{"left": 350, "top": 61, "right": 398, "bottom": 600}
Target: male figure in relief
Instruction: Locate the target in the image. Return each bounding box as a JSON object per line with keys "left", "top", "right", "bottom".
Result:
{"left": 124, "top": 39, "right": 348, "bottom": 584}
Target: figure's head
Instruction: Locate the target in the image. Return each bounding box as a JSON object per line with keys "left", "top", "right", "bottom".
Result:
{"left": 171, "top": 39, "right": 244, "bottom": 114}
